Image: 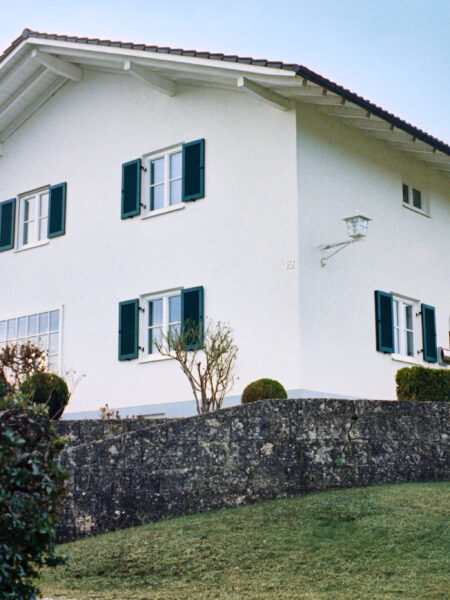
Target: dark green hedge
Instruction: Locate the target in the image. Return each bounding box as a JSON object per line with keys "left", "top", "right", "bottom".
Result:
{"left": 396, "top": 366, "right": 450, "bottom": 402}
{"left": 241, "top": 378, "right": 288, "bottom": 404}
{"left": 0, "top": 395, "right": 67, "bottom": 600}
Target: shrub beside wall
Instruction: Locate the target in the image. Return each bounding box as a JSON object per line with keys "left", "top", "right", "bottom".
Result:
{"left": 396, "top": 366, "right": 450, "bottom": 402}
{"left": 0, "top": 395, "right": 67, "bottom": 600}
{"left": 241, "top": 379, "right": 287, "bottom": 404}
{"left": 21, "top": 372, "right": 70, "bottom": 420}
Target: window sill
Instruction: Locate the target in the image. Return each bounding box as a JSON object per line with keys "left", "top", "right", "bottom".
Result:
{"left": 391, "top": 354, "right": 422, "bottom": 366}
{"left": 141, "top": 204, "right": 185, "bottom": 220}
{"left": 402, "top": 204, "right": 430, "bottom": 218}
{"left": 138, "top": 354, "right": 173, "bottom": 364}
{"left": 14, "top": 240, "right": 49, "bottom": 253}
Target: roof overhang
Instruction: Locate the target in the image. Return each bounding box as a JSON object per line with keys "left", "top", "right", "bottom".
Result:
{"left": 0, "top": 31, "right": 449, "bottom": 178}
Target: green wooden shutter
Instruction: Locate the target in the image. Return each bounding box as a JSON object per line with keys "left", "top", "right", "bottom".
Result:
{"left": 421, "top": 304, "right": 438, "bottom": 363}
{"left": 121, "top": 159, "right": 141, "bottom": 219}
{"left": 181, "top": 286, "right": 204, "bottom": 350}
{"left": 182, "top": 139, "right": 205, "bottom": 202}
{"left": 118, "top": 299, "right": 139, "bottom": 360}
{"left": 375, "top": 290, "right": 394, "bottom": 353}
{"left": 48, "top": 182, "right": 67, "bottom": 238}
{"left": 0, "top": 198, "right": 16, "bottom": 252}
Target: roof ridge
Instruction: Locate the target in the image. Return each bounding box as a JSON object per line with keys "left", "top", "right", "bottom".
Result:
{"left": 0, "top": 29, "right": 449, "bottom": 154}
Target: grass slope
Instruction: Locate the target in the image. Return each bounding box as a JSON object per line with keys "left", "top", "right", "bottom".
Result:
{"left": 40, "top": 482, "right": 450, "bottom": 600}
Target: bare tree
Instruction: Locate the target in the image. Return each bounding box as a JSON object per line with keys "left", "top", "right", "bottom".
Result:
{"left": 0, "top": 342, "right": 47, "bottom": 396}
{"left": 155, "top": 319, "right": 238, "bottom": 414}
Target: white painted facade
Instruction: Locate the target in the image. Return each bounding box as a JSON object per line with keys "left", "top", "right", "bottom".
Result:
{"left": 0, "top": 34, "right": 448, "bottom": 416}
{"left": 295, "top": 103, "right": 450, "bottom": 399}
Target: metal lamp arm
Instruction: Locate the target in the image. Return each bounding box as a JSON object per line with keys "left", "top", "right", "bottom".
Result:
{"left": 320, "top": 238, "right": 359, "bottom": 267}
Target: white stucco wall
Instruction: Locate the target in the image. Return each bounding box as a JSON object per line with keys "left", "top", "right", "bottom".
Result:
{"left": 296, "top": 103, "right": 450, "bottom": 399}
{"left": 1, "top": 71, "right": 448, "bottom": 414}
{"left": 0, "top": 71, "right": 301, "bottom": 414}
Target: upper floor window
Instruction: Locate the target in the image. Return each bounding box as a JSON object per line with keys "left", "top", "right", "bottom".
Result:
{"left": 402, "top": 182, "right": 429, "bottom": 216}
{"left": 0, "top": 309, "right": 61, "bottom": 371}
{"left": 121, "top": 139, "right": 205, "bottom": 220}
{"left": 0, "top": 182, "right": 67, "bottom": 253}
{"left": 18, "top": 188, "right": 49, "bottom": 248}
{"left": 147, "top": 148, "right": 182, "bottom": 212}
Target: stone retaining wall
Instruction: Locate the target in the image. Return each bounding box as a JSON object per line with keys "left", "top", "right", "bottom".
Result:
{"left": 55, "top": 398, "right": 449, "bottom": 542}
{"left": 55, "top": 418, "right": 169, "bottom": 446}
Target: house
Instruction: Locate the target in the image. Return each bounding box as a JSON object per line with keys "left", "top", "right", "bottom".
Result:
{"left": 0, "top": 29, "right": 449, "bottom": 418}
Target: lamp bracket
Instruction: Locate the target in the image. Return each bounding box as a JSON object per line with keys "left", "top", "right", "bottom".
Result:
{"left": 320, "top": 239, "right": 358, "bottom": 251}
{"left": 320, "top": 238, "right": 361, "bottom": 267}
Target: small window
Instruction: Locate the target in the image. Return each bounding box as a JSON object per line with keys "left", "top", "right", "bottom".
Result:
{"left": 0, "top": 309, "right": 61, "bottom": 371}
{"left": 402, "top": 184, "right": 409, "bottom": 205}
{"left": 144, "top": 292, "right": 181, "bottom": 354}
{"left": 147, "top": 148, "right": 182, "bottom": 212}
{"left": 393, "top": 298, "right": 415, "bottom": 357}
{"left": 412, "top": 188, "right": 422, "bottom": 209}
{"left": 402, "top": 182, "right": 428, "bottom": 215}
{"left": 18, "top": 189, "right": 49, "bottom": 248}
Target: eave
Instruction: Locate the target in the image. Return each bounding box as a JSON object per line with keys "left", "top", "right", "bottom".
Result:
{"left": 0, "top": 30, "right": 449, "bottom": 178}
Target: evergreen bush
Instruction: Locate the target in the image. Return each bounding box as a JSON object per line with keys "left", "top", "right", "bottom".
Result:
{"left": 0, "top": 394, "right": 67, "bottom": 600}
{"left": 241, "top": 378, "right": 288, "bottom": 404}
{"left": 21, "top": 372, "right": 70, "bottom": 420}
{"left": 396, "top": 366, "right": 450, "bottom": 402}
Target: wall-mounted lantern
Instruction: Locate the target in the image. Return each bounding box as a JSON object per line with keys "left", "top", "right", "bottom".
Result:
{"left": 320, "top": 215, "right": 371, "bottom": 267}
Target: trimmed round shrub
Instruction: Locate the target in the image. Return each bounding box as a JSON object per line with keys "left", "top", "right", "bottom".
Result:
{"left": 0, "top": 394, "right": 67, "bottom": 600}
{"left": 21, "top": 372, "right": 69, "bottom": 419}
{"left": 241, "top": 378, "right": 288, "bottom": 404}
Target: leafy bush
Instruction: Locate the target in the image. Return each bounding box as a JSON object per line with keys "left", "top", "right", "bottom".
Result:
{"left": 396, "top": 366, "right": 450, "bottom": 402}
{"left": 0, "top": 394, "right": 67, "bottom": 600}
{"left": 21, "top": 372, "right": 70, "bottom": 420}
{"left": 241, "top": 378, "right": 288, "bottom": 404}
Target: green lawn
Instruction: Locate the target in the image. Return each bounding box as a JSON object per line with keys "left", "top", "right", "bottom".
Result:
{"left": 39, "top": 482, "right": 450, "bottom": 600}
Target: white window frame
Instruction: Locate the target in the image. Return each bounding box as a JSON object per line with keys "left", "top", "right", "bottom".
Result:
{"left": 402, "top": 180, "right": 430, "bottom": 217}
{"left": 16, "top": 186, "right": 51, "bottom": 251}
{"left": 142, "top": 144, "right": 185, "bottom": 219}
{"left": 138, "top": 288, "right": 181, "bottom": 363}
{"left": 391, "top": 295, "right": 420, "bottom": 364}
{"left": 0, "top": 307, "right": 63, "bottom": 373}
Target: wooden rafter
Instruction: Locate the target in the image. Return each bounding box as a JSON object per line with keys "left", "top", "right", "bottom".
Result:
{"left": 237, "top": 77, "right": 289, "bottom": 111}
{"left": 123, "top": 60, "right": 176, "bottom": 96}
{"left": 0, "top": 78, "right": 68, "bottom": 142}
{"left": 31, "top": 49, "right": 82, "bottom": 81}
{"left": 0, "top": 67, "right": 49, "bottom": 120}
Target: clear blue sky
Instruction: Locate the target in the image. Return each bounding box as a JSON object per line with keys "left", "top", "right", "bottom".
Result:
{"left": 1, "top": 0, "right": 449, "bottom": 143}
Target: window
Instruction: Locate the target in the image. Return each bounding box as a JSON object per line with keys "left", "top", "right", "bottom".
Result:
{"left": 375, "top": 290, "right": 438, "bottom": 363}
{"left": 118, "top": 287, "right": 204, "bottom": 361}
{"left": 121, "top": 139, "right": 205, "bottom": 220}
{"left": 0, "top": 182, "right": 66, "bottom": 253}
{"left": 393, "top": 298, "right": 415, "bottom": 357}
{"left": 0, "top": 309, "right": 61, "bottom": 371}
{"left": 402, "top": 182, "right": 428, "bottom": 215}
{"left": 147, "top": 148, "right": 182, "bottom": 212}
{"left": 18, "top": 188, "right": 49, "bottom": 248}
{"left": 145, "top": 292, "right": 181, "bottom": 354}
